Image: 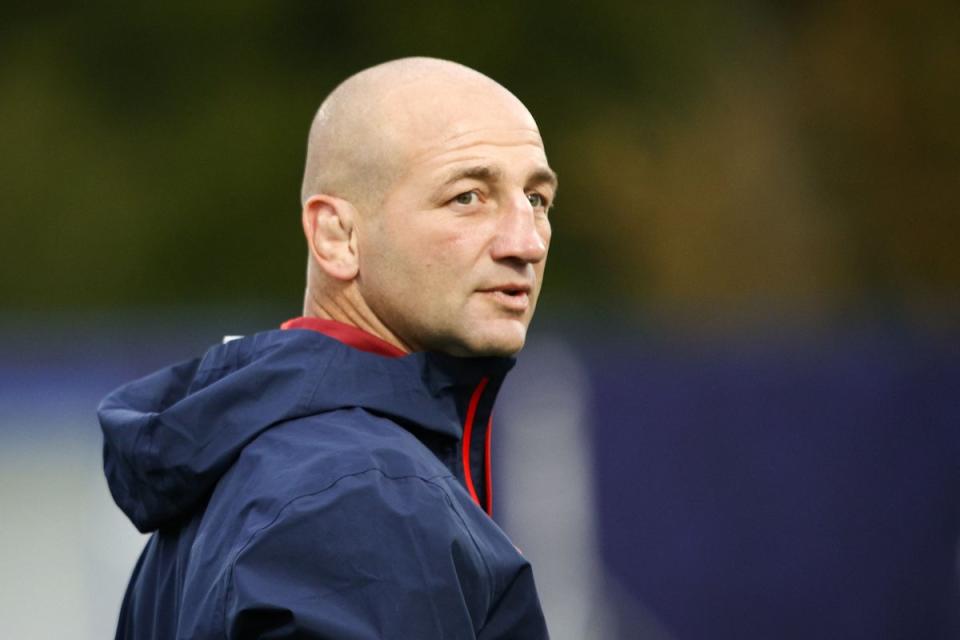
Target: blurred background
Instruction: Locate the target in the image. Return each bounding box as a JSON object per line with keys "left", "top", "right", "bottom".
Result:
{"left": 1, "top": 2, "right": 958, "bottom": 638}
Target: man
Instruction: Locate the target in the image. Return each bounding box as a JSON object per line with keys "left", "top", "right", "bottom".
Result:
{"left": 99, "top": 57, "right": 556, "bottom": 639}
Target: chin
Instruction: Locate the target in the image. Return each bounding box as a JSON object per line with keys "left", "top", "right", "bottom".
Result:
{"left": 460, "top": 321, "right": 528, "bottom": 357}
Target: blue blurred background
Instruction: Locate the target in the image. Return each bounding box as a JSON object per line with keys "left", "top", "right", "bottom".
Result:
{"left": 2, "top": 2, "right": 958, "bottom": 638}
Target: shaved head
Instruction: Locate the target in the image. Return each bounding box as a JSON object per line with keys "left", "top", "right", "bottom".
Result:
{"left": 300, "top": 57, "right": 538, "bottom": 212}
{"left": 299, "top": 57, "right": 553, "bottom": 356}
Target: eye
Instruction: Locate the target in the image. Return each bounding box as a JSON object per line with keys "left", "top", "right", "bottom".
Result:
{"left": 452, "top": 191, "right": 479, "bottom": 206}
{"left": 527, "top": 192, "right": 549, "bottom": 209}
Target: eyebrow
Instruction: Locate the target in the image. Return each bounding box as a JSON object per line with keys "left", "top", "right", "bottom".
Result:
{"left": 438, "top": 164, "right": 559, "bottom": 191}
{"left": 439, "top": 165, "right": 504, "bottom": 188}
{"left": 528, "top": 167, "right": 559, "bottom": 190}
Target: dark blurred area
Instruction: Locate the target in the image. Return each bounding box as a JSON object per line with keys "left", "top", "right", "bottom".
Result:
{"left": 3, "top": 1, "right": 958, "bottom": 323}
{"left": 1, "top": 2, "right": 958, "bottom": 639}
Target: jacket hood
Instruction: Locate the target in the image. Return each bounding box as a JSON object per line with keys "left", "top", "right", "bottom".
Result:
{"left": 99, "top": 328, "right": 514, "bottom": 532}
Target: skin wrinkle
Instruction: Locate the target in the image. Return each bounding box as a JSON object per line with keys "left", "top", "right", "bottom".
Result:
{"left": 408, "top": 130, "right": 545, "bottom": 161}
{"left": 436, "top": 164, "right": 557, "bottom": 190}
{"left": 298, "top": 57, "right": 556, "bottom": 357}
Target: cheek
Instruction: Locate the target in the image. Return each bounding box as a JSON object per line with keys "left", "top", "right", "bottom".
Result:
{"left": 423, "top": 225, "right": 482, "bottom": 271}
{"left": 437, "top": 233, "right": 473, "bottom": 262}
{"left": 388, "top": 230, "right": 462, "bottom": 302}
{"left": 381, "top": 212, "right": 492, "bottom": 292}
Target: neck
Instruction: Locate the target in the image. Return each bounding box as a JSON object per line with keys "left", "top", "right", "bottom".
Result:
{"left": 302, "top": 283, "right": 412, "bottom": 354}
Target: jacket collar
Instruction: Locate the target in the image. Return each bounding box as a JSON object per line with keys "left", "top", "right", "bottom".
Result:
{"left": 280, "top": 316, "right": 406, "bottom": 358}
{"left": 276, "top": 317, "right": 514, "bottom": 440}
{"left": 99, "top": 321, "right": 514, "bottom": 531}
{"left": 279, "top": 318, "right": 512, "bottom": 516}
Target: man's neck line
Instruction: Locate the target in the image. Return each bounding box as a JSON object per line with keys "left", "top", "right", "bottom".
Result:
{"left": 281, "top": 316, "right": 407, "bottom": 358}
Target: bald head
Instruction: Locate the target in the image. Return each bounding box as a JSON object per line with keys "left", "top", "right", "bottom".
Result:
{"left": 300, "top": 57, "right": 538, "bottom": 211}
{"left": 299, "top": 58, "right": 553, "bottom": 356}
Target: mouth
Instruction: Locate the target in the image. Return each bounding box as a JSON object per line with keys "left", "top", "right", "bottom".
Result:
{"left": 478, "top": 284, "right": 532, "bottom": 312}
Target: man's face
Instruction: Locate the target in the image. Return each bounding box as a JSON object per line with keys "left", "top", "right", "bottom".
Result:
{"left": 356, "top": 90, "right": 556, "bottom": 357}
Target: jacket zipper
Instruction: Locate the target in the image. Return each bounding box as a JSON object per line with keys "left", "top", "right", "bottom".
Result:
{"left": 461, "top": 376, "right": 493, "bottom": 516}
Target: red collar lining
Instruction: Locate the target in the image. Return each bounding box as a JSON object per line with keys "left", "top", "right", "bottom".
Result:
{"left": 282, "top": 315, "right": 493, "bottom": 517}
{"left": 461, "top": 376, "right": 493, "bottom": 516}
{"left": 280, "top": 317, "right": 406, "bottom": 358}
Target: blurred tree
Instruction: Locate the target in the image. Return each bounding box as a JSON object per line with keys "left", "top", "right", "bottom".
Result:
{"left": 1, "top": 1, "right": 956, "bottom": 329}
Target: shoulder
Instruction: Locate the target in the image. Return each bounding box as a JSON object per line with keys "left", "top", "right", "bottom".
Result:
{"left": 222, "top": 466, "right": 494, "bottom": 638}
{"left": 236, "top": 407, "right": 453, "bottom": 496}
{"left": 235, "top": 466, "right": 477, "bottom": 559}
{"left": 229, "top": 418, "right": 483, "bottom": 587}
{"left": 198, "top": 407, "right": 455, "bottom": 548}
{"left": 182, "top": 409, "right": 547, "bottom": 639}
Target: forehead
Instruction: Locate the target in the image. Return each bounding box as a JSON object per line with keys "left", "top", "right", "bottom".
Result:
{"left": 414, "top": 124, "right": 547, "bottom": 163}
{"left": 396, "top": 125, "right": 553, "bottom": 195}
{"left": 384, "top": 79, "right": 547, "bottom": 159}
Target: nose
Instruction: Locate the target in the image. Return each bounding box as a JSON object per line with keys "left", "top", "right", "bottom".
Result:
{"left": 490, "top": 194, "right": 549, "bottom": 264}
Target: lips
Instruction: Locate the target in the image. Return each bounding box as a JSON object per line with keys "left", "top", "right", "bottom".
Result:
{"left": 478, "top": 283, "right": 533, "bottom": 311}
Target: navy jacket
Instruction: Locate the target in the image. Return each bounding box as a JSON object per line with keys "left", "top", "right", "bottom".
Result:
{"left": 99, "top": 320, "right": 548, "bottom": 639}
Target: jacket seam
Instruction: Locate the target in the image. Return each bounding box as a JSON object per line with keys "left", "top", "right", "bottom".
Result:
{"left": 423, "top": 477, "right": 497, "bottom": 622}
{"left": 221, "top": 467, "right": 488, "bottom": 639}
{"left": 476, "top": 561, "right": 528, "bottom": 636}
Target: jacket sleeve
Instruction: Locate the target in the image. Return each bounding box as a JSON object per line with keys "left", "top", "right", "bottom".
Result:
{"left": 224, "top": 469, "right": 492, "bottom": 640}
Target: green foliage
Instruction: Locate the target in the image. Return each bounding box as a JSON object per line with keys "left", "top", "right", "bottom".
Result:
{"left": 2, "top": 2, "right": 958, "bottom": 327}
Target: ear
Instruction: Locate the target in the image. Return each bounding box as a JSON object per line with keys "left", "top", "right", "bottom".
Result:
{"left": 301, "top": 194, "right": 360, "bottom": 281}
